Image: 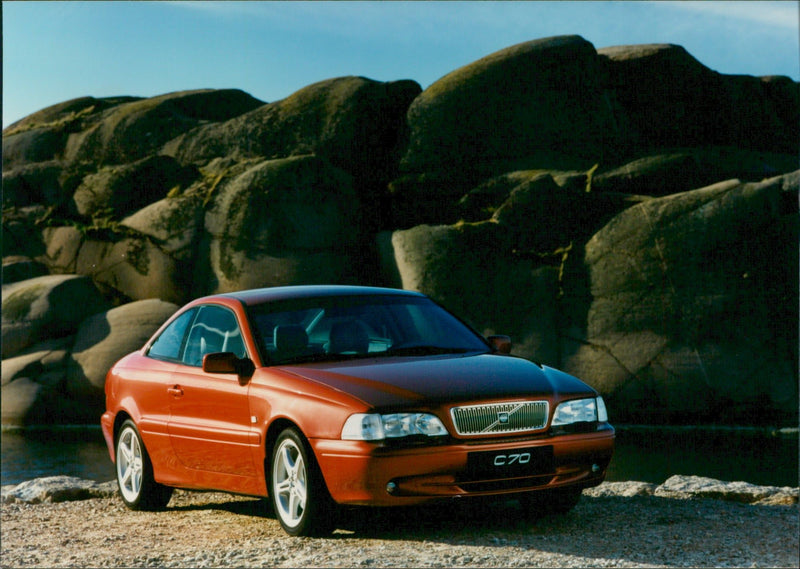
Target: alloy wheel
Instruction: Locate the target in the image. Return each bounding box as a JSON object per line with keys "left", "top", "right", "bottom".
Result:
{"left": 272, "top": 437, "right": 308, "bottom": 528}
{"left": 117, "top": 426, "right": 144, "bottom": 503}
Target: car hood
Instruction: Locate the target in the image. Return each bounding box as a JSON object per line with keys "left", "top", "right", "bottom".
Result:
{"left": 277, "top": 353, "right": 595, "bottom": 409}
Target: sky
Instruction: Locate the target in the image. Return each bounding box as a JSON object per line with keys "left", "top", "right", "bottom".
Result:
{"left": 3, "top": 1, "right": 799, "bottom": 129}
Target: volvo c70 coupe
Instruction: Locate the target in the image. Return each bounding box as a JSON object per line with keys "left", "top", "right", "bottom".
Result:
{"left": 102, "top": 285, "right": 614, "bottom": 536}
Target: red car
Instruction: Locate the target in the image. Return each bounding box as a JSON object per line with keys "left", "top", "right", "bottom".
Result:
{"left": 101, "top": 285, "right": 614, "bottom": 536}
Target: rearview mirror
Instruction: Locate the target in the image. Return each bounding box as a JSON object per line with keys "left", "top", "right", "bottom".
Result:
{"left": 203, "top": 352, "right": 256, "bottom": 379}
{"left": 487, "top": 335, "right": 512, "bottom": 354}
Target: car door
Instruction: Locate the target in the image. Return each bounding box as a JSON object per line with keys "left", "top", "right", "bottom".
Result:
{"left": 131, "top": 307, "right": 197, "bottom": 470}
{"left": 167, "top": 304, "right": 258, "bottom": 476}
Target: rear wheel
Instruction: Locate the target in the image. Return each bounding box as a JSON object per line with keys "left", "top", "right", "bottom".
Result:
{"left": 115, "top": 420, "right": 173, "bottom": 510}
{"left": 270, "top": 427, "right": 334, "bottom": 536}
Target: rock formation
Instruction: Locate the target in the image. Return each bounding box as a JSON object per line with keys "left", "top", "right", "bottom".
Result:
{"left": 2, "top": 35, "right": 797, "bottom": 426}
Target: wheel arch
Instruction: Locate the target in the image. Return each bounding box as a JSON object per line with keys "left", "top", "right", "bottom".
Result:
{"left": 113, "top": 411, "right": 134, "bottom": 442}
{"left": 263, "top": 418, "right": 333, "bottom": 494}
{"left": 264, "top": 417, "right": 302, "bottom": 476}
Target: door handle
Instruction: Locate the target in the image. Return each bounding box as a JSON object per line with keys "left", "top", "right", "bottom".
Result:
{"left": 167, "top": 386, "right": 184, "bottom": 397}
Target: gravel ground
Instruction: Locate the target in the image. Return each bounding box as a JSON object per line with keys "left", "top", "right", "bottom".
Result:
{"left": 2, "top": 487, "right": 798, "bottom": 568}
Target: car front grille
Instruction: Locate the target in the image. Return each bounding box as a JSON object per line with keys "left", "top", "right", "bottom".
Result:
{"left": 450, "top": 401, "right": 549, "bottom": 436}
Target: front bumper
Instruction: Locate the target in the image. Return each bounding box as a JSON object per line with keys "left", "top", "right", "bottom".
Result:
{"left": 313, "top": 426, "right": 615, "bottom": 506}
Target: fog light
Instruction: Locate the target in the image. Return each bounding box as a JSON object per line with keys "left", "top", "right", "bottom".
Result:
{"left": 386, "top": 481, "right": 398, "bottom": 494}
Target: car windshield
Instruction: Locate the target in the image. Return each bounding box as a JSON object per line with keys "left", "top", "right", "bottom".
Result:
{"left": 247, "top": 294, "right": 490, "bottom": 365}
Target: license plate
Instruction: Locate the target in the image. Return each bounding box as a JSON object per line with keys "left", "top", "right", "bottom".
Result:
{"left": 465, "top": 446, "right": 554, "bottom": 479}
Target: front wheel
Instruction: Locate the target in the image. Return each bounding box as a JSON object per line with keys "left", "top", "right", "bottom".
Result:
{"left": 270, "top": 428, "right": 334, "bottom": 536}
{"left": 115, "top": 419, "right": 173, "bottom": 510}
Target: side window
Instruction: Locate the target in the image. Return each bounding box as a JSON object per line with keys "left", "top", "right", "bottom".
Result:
{"left": 147, "top": 309, "right": 196, "bottom": 361}
{"left": 182, "top": 305, "right": 246, "bottom": 367}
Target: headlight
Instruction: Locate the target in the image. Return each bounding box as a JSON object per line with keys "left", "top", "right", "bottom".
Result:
{"left": 552, "top": 397, "right": 608, "bottom": 426}
{"left": 342, "top": 413, "right": 448, "bottom": 440}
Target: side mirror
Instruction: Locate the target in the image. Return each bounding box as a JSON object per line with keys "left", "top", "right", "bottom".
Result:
{"left": 487, "top": 335, "right": 512, "bottom": 354}
{"left": 203, "top": 352, "right": 256, "bottom": 380}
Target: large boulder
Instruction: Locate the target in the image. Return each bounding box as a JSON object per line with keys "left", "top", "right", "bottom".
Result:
{"left": 1, "top": 377, "right": 49, "bottom": 427}
{"left": 564, "top": 172, "right": 798, "bottom": 423}
{"left": 400, "top": 36, "right": 619, "bottom": 180}
{"left": 62, "top": 89, "right": 264, "bottom": 166}
{"left": 2, "top": 256, "right": 49, "bottom": 285}
{"left": 70, "top": 155, "right": 198, "bottom": 219}
{"left": 598, "top": 44, "right": 798, "bottom": 154}
{"left": 1, "top": 299, "right": 178, "bottom": 425}
{"left": 67, "top": 298, "right": 179, "bottom": 397}
{"left": 38, "top": 226, "right": 84, "bottom": 274}
{"left": 119, "top": 191, "right": 207, "bottom": 265}
{"left": 164, "top": 77, "right": 420, "bottom": 206}
{"left": 2, "top": 161, "right": 67, "bottom": 208}
{"left": 391, "top": 38, "right": 798, "bottom": 228}
{"left": 1, "top": 337, "right": 72, "bottom": 387}
{"left": 590, "top": 148, "right": 800, "bottom": 198}
{"left": 1, "top": 275, "right": 110, "bottom": 359}
{"left": 1, "top": 96, "right": 139, "bottom": 170}
{"left": 39, "top": 227, "right": 188, "bottom": 305}
{"left": 201, "top": 154, "right": 368, "bottom": 292}
{"left": 2, "top": 206, "right": 49, "bottom": 260}
{"left": 1, "top": 36, "right": 798, "bottom": 427}
{"left": 488, "top": 172, "right": 645, "bottom": 251}
{"left": 1, "top": 337, "right": 73, "bottom": 426}
{"left": 383, "top": 222, "right": 565, "bottom": 364}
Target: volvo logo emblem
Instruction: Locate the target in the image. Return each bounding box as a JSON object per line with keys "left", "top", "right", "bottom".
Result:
{"left": 497, "top": 412, "right": 510, "bottom": 424}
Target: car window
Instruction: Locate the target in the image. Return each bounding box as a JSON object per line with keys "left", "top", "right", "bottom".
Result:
{"left": 147, "top": 309, "right": 196, "bottom": 361}
{"left": 182, "top": 305, "right": 247, "bottom": 367}
{"left": 248, "top": 295, "right": 489, "bottom": 365}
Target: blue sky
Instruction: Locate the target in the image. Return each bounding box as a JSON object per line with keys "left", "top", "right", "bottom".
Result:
{"left": 3, "top": 1, "right": 799, "bottom": 129}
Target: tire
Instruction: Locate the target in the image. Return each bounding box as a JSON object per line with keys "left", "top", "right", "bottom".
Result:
{"left": 115, "top": 419, "right": 173, "bottom": 511}
{"left": 519, "top": 486, "right": 582, "bottom": 517}
{"left": 269, "top": 427, "right": 334, "bottom": 536}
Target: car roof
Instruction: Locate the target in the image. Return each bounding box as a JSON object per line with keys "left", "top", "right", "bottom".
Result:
{"left": 215, "top": 285, "right": 427, "bottom": 307}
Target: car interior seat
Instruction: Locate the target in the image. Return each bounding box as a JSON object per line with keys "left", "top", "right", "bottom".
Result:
{"left": 327, "top": 320, "right": 369, "bottom": 354}
{"left": 273, "top": 325, "right": 309, "bottom": 361}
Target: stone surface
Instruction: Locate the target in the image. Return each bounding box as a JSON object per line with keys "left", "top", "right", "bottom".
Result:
{"left": 1, "top": 35, "right": 797, "bottom": 426}
{"left": 401, "top": 36, "right": 619, "bottom": 178}
{"left": 564, "top": 173, "right": 798, "bottom": 422}
{"left": 1, "top": 476, "right": 117, "bottom": 504}
{"left": 0, "top": 338, "right": 73, "bottom": 425}
{"left": 70, "top": 155, "right": 198, "bottom": 219}
{"left": 1, "top": 274, "right": 110, "bottom": 359}
{"left": 599, "top": 44, "right": 798, "bottom": 154}
{"left": 1, "top": 256, "right": 49, "bottom": 285}
{"left": 4, "top": 474, "right": 796, "bottom": 507}
{"left": 202, "top": 155, "right": 366, "bottom": 292}
{"left": 67, "top": 298, "right": 179, "bottom": 395}
{"left": 654, "top": 475, "right": 799, "bottom": 505}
